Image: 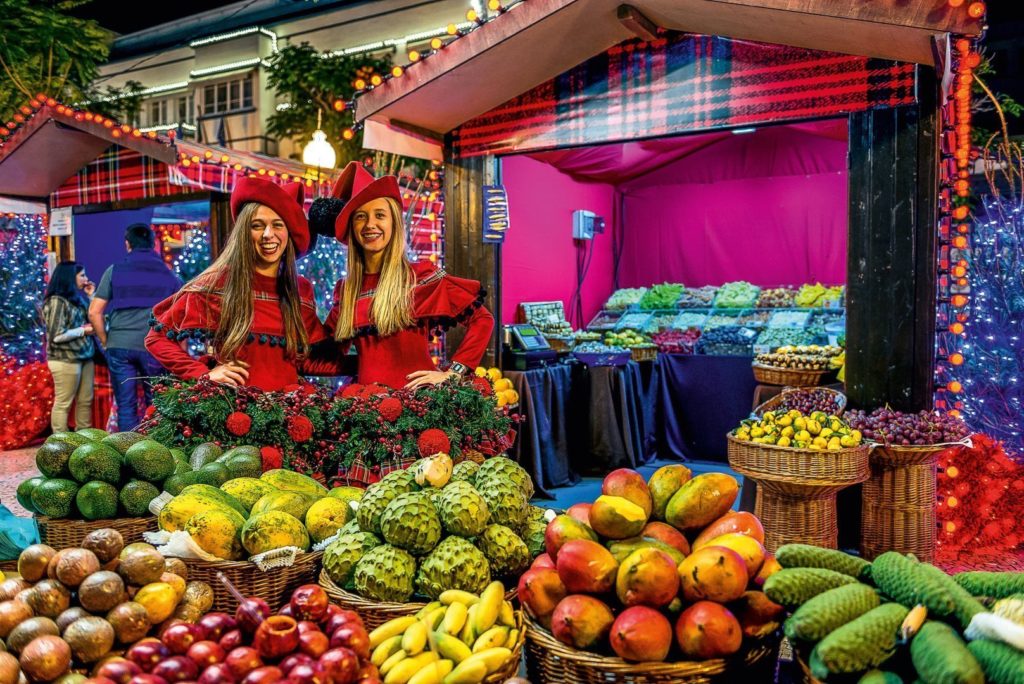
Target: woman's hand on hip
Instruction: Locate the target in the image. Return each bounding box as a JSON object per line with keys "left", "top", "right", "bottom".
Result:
{"left": 404, "top": 369, "right": 459, "bottom": 389}
{"left": 208, "top": 361, "right": 250, "bottom": 386}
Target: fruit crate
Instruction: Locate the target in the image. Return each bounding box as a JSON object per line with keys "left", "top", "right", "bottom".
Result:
{"left": 586, "top": 310, "right": 623, "bottom": 331}
{"left": 615, "top": 311, "right": 653, "bottom": 331}
{"left": 34, "top": 515, "right": 158, "bottom": 549}
{"left": 179, "top": 552, "right": 323, "bottom": 613}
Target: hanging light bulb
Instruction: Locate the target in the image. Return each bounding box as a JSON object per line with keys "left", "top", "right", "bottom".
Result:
{"left": 302, "top": 110, "right": 337, "bottom": 170}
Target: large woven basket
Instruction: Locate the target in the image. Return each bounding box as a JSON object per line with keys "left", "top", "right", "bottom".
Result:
{"left": 180, "top": 552, "right": 322, "bottom": 612}
{"left": 630, "top": 346, "right": 658, "bottom": 363}
{"left": 754, "top": 388, "right": 847, "bottom": 417}
{"left": 752, "top": 363, "right": 834, "bottom": 387}
{"left": 523, "top": 614, "right": 773, "bottom": 684}
{"left": 35, "top": 515, "right": 158, "bottom": 549}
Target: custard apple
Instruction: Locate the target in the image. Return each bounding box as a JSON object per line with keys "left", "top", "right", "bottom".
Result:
{"left": 356, "top": 474, "right": 416, "bottom": 534}
{"left": 380, "top": 492, "right": 442, "bottom": 555}
{"left": 424, "top": 486, "right": 444, "bottom": 512}
{"left": 438, "top": 481, "right": 490, "bottom": 537}
{"left": 476, "top": 478, "right": 528, "bottom": 529}
{"left": 526, "top": 505, "right": 549, "bottom": 524}
{"left": 323, "top": 532, "right": 380, "bottom": 587}
{"left": 416, "top": 536, "right": 491, "bottom": 599}
{"left": 450, "top": 460, "right": 479, "bottom": 484}
{"left": 353, "top": 543, "right": 417, "bottom": 602}
{"left": 522, "top": 520, "right": 547, "bottom": 558}
{"left": 475, "top": 456, "right": 534, "bottom": 499}
{"left": 338, "top": 518, "right": 361, "bottom": 536}
{"left": 476, "top": 524, "right": 531, "bottom": 578}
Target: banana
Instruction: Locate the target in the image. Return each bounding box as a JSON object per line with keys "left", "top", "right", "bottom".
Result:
{"left": 434, "top": 631, "right": 473, "bottom": 663}
{"left": 385, "top": 652, "right": 439, "bottom": 684}
{"left": 461, "top": 647, "right": 513, "bottom": 674}
{"left": 497, "top": 600, "right": 515, "bottom": 627}
{"left": 371, "top": 616, "right": 419, "bottom": 648}
{"left": 472, "top": 626, "right": 509, "bottom": 653}
{"left": 424, "top": 606, "right": 447, "bottom": 631}
{"left": 439, "top": 589, "right": 480, "bottom": 606}
{"left": 460, "top": 604, "right": 479, "bottom": 644}
{"left": 416, "top": 601, "right": 442, "bottom": 619}
{"left": 402, "top": 621, "right": 428, "bottom": 655}
{"left": 504, "top": 628, "right": 519, "bottom": 649}
{"left": 371, "top": 635, "right": 404, "bottom": 666}
{"left": 380, "top": 650, "right": 409, "bottom": 676}
{"left": 472, "top": 582, "right": 504, "bottom": 635}
{"left": 441, "top": 601, "right": 468, "bottom": 635}
{"left": 441, "top": 659, "right": 488, "bottom": 684}
{"left": 407, "top": 660, "right": 454, "bottom": 684}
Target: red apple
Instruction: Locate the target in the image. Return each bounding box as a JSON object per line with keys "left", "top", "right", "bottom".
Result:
{"left": 297, "top": 621, "right": 320, "bottom": 635}
{"left": 290, "top": 585, "right": 329, "bottom": 622}
{"left": 242, "top": 666, "right": 284, "bottom": 684}
{"left": 225, "top": 647, "right": 263, "bottom": 679}
{"left": 329, "top": 625, "right": 370, "bottom": 660}
{"left": 187, "top": 641, "right": 225, "bottom": 668}
{"left": 162, "top": 623, "right": 204, "bottom": 655}
{"left": 279, "top": 653, "right": 314, "bottom": 674}
{"left": 198, "top": 613, "right": 237, "bottom": 642}
{"left": 96, "top": 659, "right": 143, "bottom": 683}
{"left": 152, "top": 656, "right": 199, "bottom": 682}
{"left": 320, "top": 604, "right": 342, "bottom": 625}
{"left": 288, "top": 662, "right": 326, "bottom": 684}
{"left": 197, "top": 664, "right": 236, "bottom": 684}
{"left": 219, "top": 630, "right": 244, "bottom": 652}
{"left": 253, "top": 615, "right": 300, "bottom": 660}
{"left": 278, "top": 604, "right": 295, "bottom": 618}
{"left": 127, "top": 639, "right": 171, "bottom": 673}
{"left": 318, "top": 648, "right": 359, "bottom": 684}
{"left": 298, "top": 631, "right": 329, "bottom": 659}
{"left": 128, "top": 676, "right": 169, "bottom": 684}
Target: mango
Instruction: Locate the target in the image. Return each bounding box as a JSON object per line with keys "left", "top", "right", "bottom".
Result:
{"left": 565, "top": 503, "right": 592, "bottom": 525}
{"left": 641, "top": 522, "right": 690, "bottom": 558}
{"left": 702, "top": 534, "right": 766, "bottom": 579}
{"left": 610, "top": 606, "right": 673, "bottom": 662}
{"left": 588, "top": 495, "right": 647, "bottom": 540}
{"left": 544, "top": 514, "right": 598, "bottom": 559}
{"left": 674, "top": 601, "right": 742, "bottom": 659}
{"left": 677, "top": 546, "right": 747, "bottom": 603}
{"left": 693, "top": 511, "right": 765, "bottom": 548}
{"left": 601, "top": 469, "right": 653, "bottom": 517}
{"left": 664, "top": 473, "right": 738, "bottom": 532}
{"left": 556, "top": 540, "right": 618, "bottom": 594}
{"left": 733, "top": 590, "right": 784, "bottom": 639}
{"left": 605, "top": 536, "right": 685, "bottom": 565}
{"left": 753, "top": 553, "right": 782, "bottom": 587}
{"left": 530, "top": 554, "right": 555, "bottom": 570}
{"left": 550, "top": 595, "right": 614, "bottom": 651}
{"left": 647, "top": 464, "right": 692, "bottom": 520}
{"left": 615, "top": 548, "right": 679, "bottom": 608}
{"left": 516, "top": 568, "right": 566, "bottom": 629}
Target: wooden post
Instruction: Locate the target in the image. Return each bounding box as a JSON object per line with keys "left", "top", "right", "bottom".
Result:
{"left": 443, "top": 151, "right": 500, "bottom": 366}
{"left": 846, "top": 65, "right": 938, "bottom": 412}
{"left": 208, "top": 192, "right": 232, "bottom": 260}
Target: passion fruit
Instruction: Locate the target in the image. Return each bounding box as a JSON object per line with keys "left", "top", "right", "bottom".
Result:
{"left": 18, "top": 634, "right": 71, "bottom": 683}
{"left": 78, "top": 571, "right": 125, "bottom": 614}
{"left": 163, "top": 558, "right": 188, "bottom": 581}
{"left": 0, "top": 600, "right": 32, "bottom": 639}
{"left": 82, "top": 529, "right": 124, "bottom": 565}
{"left": 6, "top": 617, "right": 59, "bottom": 654}
{"left": 117, "top": 547, "right": 164, "bottom": 587}
{"left": 55, "top": 607, "right": 92, "bottom": 634}
{"left": 0, "top": 578, "right": 30, "bottom": 602}
{"left": 63, "top": 616, "right": 115, "bottom": 664}
{"left": 25, "top": 580, "right": 71, "bottom": 618}
{"left": 106, "top": 602, "right": 150, "bottom": 644}
{"left": 17, "top": 545, "right": 56, "bottom": 583}
{"left": 54, "top": 549, "right": 101, "bottom": 588}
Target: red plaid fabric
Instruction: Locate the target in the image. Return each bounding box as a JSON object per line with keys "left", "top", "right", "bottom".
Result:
{"left": 452, "top": 33, "right": 916, "bottom": 158}
{"left": 337, "top": 455, "right": 418, "bottom": 488}
{"left": 51, "top": 147, "right": 180, "bottom": 207}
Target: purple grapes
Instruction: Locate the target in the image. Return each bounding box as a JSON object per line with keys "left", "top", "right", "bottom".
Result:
{"left": 845, "top": 407, "right": 970, "bottom": 446}
{"left": 778, "top": 389, "right": 842, "bottom": 415}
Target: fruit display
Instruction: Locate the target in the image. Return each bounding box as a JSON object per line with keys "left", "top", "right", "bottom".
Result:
{"left": 676, "top": 286, "right": 716, "bottom": 308}
{"left": 754, "top": 328, "right": 814, "bottom": 350}
{"left": 18, "top": 429, "right": 188, "bottom": 521}
{"left": 603, "top": 330, "right": 651, "bottom": 349}
{"left": 615, "top": 312, "right": 652, "bottom": 330}
{"left": 366, "top": 580, "right": 520, "bottom": 684}
{"left": 520, "top": 466, "right": 784, "bottom": 664}
{"left": 795, "top": 283, "right": 844, "bottom": 308}
{"left": 604, "top": 288, "right": 647, "bottom": 311}
{"left": 767, "top": 310, "right": 812, "bottom": 329}
{"left": 704, "top": 312, "right": 742, "bottom": 329}
{"left": 642, "top": 311, "right": 680, "bottom": 333}
{"left": 157, "top": 468, "right": 356, "bottom": 561}
{"left": 770, "top": 543, "right": 1024, "bottom": 683}
{"left": 845, "top": 408, "right": 971, "bottom": 447}
{"left": 651, "top": 329, "right": 701, "bottom": 355}
{"left": 736, "top": 310, "right": 771, "bottom": 327}
{"left": 637, "top": 283, "right": 686, "bottom": 310}
{"left": 586, "top": 311, "right": 622, "bottom": 330}
{"left": 765, "top": 389, "right": 845, "bottom": 417}
{"left": 696, "top": 327, "right": 756, "bottom": 356}
{"left": 673, "top": 311, "right": 707, "bottom": 329}
{"left": 732, "top": 410, "right": 863, "bottom": 450}
{"left": 755, "top": 344, "right": 843, "bottom": 370}
{"left": 757, "top": 288, "right": 796, "bottom": 308}
{"left": 323, "top": 456, "right": 541, "bottom": 603}
{"left": 573, "top": 341, "right": 626, "bottom": 355}
{"left": 0, "top": 529, "right": 213, "bottom": 682}
{"left": 472, "top": 367, "right": 519, "bottom": 408}
{"left": 714, "top": 282, "right": 761, "bottom": 309}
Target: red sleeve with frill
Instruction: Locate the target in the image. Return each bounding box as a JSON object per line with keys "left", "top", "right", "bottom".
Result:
{"left": 144, "top": 289, "right": 215, "bottom": 380}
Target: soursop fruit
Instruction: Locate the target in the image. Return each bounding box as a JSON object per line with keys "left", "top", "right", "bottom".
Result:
{"left": 522, "top": 519, "right": 547, "bottom": 558}
{"left": 475, "top": 456, "right": 534, "bottom": 499}
{"left": 416, "top": 536, "right": 491, "bottom": 599}
{"left": 476, "top": 478, "right": 528, "bottom": 529}
{"left": 476, "top": 524, "right": 531, "bottom": 578}
{"left": 450, "top": 460, "right": 479, "bottom": 484}
{"left": 438, "top": 481, "right": 490, "bottom": 537}
{"left": 323, "top": 532, "right": 380, "bottom": 587}
{"left": 353, "top": 544, "right": 417, "bottom": 602}
{"left": 380, "top": 492, "right": 442, "bottom": 555}
{"left": 356, "top": 473, "right": 416, "bottom": 534}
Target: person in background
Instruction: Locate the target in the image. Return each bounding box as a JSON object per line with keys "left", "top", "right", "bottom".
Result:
{"left": 88, "top": 223, "right": 182, "bottom": 431}
{"left": 43, "top": 261, "right": 96, "bottom": 432}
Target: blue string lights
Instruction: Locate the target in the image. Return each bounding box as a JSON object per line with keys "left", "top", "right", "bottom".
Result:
{"left": 0, "top": 214, "right": 47, "bottom": 370}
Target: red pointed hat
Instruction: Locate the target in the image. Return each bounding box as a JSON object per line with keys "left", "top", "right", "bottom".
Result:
{"left": 331, "top": 161, "right": 402, "bottom": 243}
{"left": 230, "top": 176, "right": 311, "bottom": 256}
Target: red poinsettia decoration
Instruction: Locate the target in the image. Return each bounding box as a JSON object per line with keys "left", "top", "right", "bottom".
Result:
{"left": 287, "top": 415, "right": 314, "bottom": 443}
{"left": 418, "top": 428, "right": 451, "bottom": 457}
{"left": 260, "top": 445, "right": 283, "bottom": 471}
{"left": 471, "top": 376, "right": 493, "bottom": 396}
{"left": 359, "top": 383, "right": 390, "bottom": 399}
{"left": 226, "top": 411, "right": 252, "bottom": 436}
{"left": 339, "top": 383, "right": 364, "bottom": 399}
{"left": 378, "top": 397, "right": 404, "bottom": 422}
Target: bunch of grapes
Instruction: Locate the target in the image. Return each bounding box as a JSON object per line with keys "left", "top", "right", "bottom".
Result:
{"left": 652, "top": 328, "right": 701, "bottom": 354}
{"left": 776, "top": 389, "right": 842, "bottom": 415}
{"left": 845, "top": 408, "right": 971, "bottom": 446}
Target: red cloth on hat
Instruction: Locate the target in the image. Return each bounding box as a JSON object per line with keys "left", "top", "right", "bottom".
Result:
{"left": 331, "top": 163, "right": 402, "bottom": 244}
{"left": 324, "top": 262, "right": 494, "bottom": 389}
{"left": 145, "top": 272, "right": 328, "bottom": 391}
{"left": 230, "top": 177, "right": 312, "bottom": 256}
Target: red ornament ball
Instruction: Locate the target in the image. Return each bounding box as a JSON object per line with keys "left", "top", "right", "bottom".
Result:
{"left": 260, "top": 446, "right": 284, "bottom": 471}
{"left": 471, "top": 376, "right": 493, "bottom": 396}
{"left": 417, "top": 428, "right": 450, "bottom": 457}
{"left": 287, "top": 415, "right": 314, "bottom": 443}
{"left": 378, "top": 397, "right": 403, "bottom": 422}
{"left": 226, "top": 411, "right": 252, "bottom": 436}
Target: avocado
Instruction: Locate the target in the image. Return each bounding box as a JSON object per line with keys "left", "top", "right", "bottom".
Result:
{"left": 189, "top": 442, "right": 223, "bottom": 470}
{"left": 47, "top": 431, "right": 91, "bottom": 449}
{"left": 119, "top": 480, "right": 160, "bottom": 517}
{"left": 163, "top": 471, "right": 201, "bottom": 496}
{"left": 75, "top": 481, "right": 119, "bottom": 520}
{"left": 76, "top": 428, "right": 109, "bottom": 441}
{"left": 223, "top": 453, "right": 262, "bottom": 479}
{"left": 31, "top": 478, "right": 80, "bottom": 518}
{"left": 170, "top": 448, "right": 188, "bottom": 463}
{"left": 100, "top": 431, "right": 147, "bottom": 456}
{"left": 124, "top": 439, "right": 175, "bottom": 483}
{"left": 68, "top": 443, "right": 122, "bottom": 485}
{"left": 172, "top": 460, "right": 192, "bottom": 475}
{"left": 219, "top": 445, "right": 260, "bottom": 461}
{"left": 35, "top": 441, "right": 76, "bottom": 478}
{"left": 196, "top": 462, "right": 231, "bottom": 486}
{"left": 16, "top": 476, "right": 46, "bottom": 514}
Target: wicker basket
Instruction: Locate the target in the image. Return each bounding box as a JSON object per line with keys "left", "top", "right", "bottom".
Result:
{"left": 630, "top": 346, "right": 658, "bottom": 363}
{"left": 727, "top": 436, "right": 870, "bottom": 552}
{"left": 752, "top": 363, "right": 834, "bottom": 387}
{"left": 523, "top": 614, "right": 774, "bottom": 684}
{"left": 546, "top": 336, "right": 575, "bottom": 353}
{"left": 179, "top": 552, "right": 323, "bottom": 612}
{"left": 754, "top": 388, "right": 847, "bottom": 417}
{"left": 35, "top": 515, "right": 158, "bottom": 549}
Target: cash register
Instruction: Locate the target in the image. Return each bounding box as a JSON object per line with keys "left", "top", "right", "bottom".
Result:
{"left": 501, "top": 324, "right": 560, "bottom": 370}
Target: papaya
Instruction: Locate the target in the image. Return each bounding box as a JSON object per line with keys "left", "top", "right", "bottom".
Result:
{"left": 178, "top": 484, "right": 249, "bottom": 518}
{"left": 260, "top": 469, "right": 328, "bottom": 497}
{"left": 250, "top": 490, "right": 317, "bottom": 520}
{"left": 241, "top": 511, "right": 311, "bottom": 555}
{"left": 664, "top": 473, "right": 739, "bottom": 532}
{"left": 221, "top": 478, "right": 278, "bottom": 512}
{"left": 184, "top": 510, "right": 244, "bottom": 560}
{"left": 159, "top": 492, "right": 246, "bottom": 533}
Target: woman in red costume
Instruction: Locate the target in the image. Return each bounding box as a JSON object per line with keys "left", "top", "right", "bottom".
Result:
{"left": 314, "top": 162, "right": 494, "bottom": 389}
{"left": 145, "top": 177, "right": 331, "bottom": 391}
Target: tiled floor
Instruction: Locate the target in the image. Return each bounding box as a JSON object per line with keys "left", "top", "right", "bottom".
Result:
{"left": 0, "top": 447, "right": 39, "bottom": 517}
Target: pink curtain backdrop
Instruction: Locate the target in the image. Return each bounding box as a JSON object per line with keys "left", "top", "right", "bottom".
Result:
{"left": 500, "top": 120, "right": 848, "bottom": 323}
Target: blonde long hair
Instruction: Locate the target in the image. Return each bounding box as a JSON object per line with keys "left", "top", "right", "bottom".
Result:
{"left": 182, "top": 202, "right": 310, "bottom": 361}
{"left": 335, "top": 197, "right": 416, "bottom": 340}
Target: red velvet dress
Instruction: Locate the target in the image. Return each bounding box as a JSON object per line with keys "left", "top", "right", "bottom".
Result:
{"left": 145, "top": 273, "right": 328, "bottom": 391}
{"left": 325, "top": 262, "right": 494, "bottom": 389}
